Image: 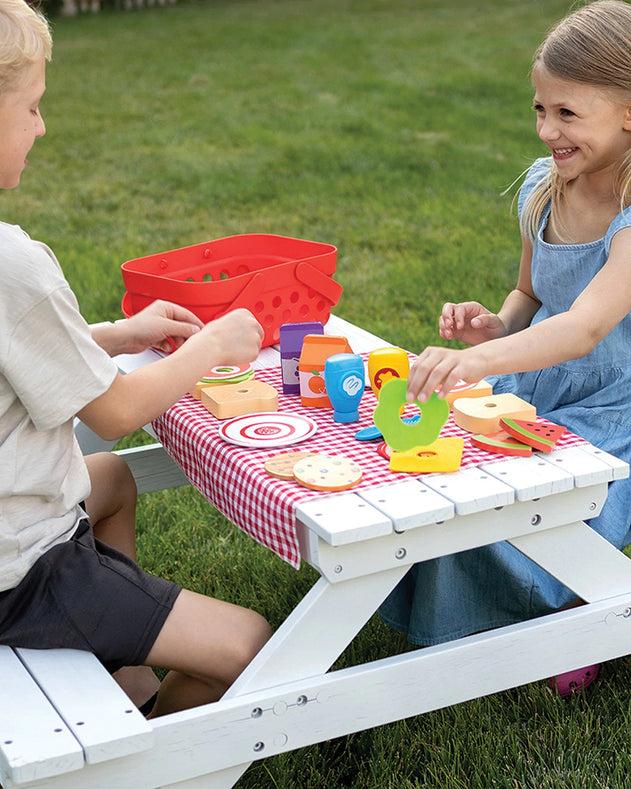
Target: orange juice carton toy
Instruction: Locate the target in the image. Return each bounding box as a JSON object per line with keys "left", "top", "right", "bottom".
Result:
{"left": 324, "top": 353, "right": 365, "bottom": 423}
{"left": 279, "top": 321, "right": 324, "bottom": 395}
{"left": 299, "top": 335, "right": 352, "bottom": 408}
{"left": 367, "top": 347, "right": 410, "bottom": 398}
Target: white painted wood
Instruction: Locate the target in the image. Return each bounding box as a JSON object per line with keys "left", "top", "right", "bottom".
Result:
{"left": 542, "top": 445, "right": 622, "bottom": 487}
{"left": 16, "top": 649, "right": 153, "bottom": 765}
{"left": 14, "top": 594, "right": 631, "bottom": 789}
{"left": 300, "top": 483, "right": 609, "bottom": 583}
{"left": 357, "top": 479, "right": 455, "bottom": 533}
{"left": 509, "top": 521, "right": 631, "bottom": 602}
{"left": 0, "top": 647, "right": 83, "bottom": 785}
{"left": 154, "top": 567, "right": 411, "bottom": 789}
{"left": 296, "top": 493, "right": 392, "bottom": 545}
{"left": 573, "top": 443, "right": 630, "bottom": 481}
{"left": 421, "top": 466, "right": 515, "bottom": 515}
{"left": 479, "top": 453, "right": 574, "bottom": 500}
{"left": 20, "top": 327, "right": 631, "bottom": 789}
{"left": 114, "top": 444, "right": 189, "bottom": 494}
{"left": 325, "top": 314, "right": 390, "bottom": 354}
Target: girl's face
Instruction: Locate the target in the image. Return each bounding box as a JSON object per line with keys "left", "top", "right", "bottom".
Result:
{"left": 0, "top": 58, "right": 46, "bottom": 189}
{"left": 532, "top": 63, "right": 631, "bottom": 184}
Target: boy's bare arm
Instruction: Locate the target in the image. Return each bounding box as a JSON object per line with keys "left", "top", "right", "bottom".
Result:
{"left": 90, "top": 300, "right": 205, "bottom": 356}
{"left": 79, "top": 308, "right": 263, "bottom": 440}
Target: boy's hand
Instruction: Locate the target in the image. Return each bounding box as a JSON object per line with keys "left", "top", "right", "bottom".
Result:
{"left": 440, "top": 301, "right": 506, "bottom": 345}
{"left": 198, "top": 308, "right": 264, "bottom": 365}
{"left": 124, "top": 300, "right": 204, "bottom": 353}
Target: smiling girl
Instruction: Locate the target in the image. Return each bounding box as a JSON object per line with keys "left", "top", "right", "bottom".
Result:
{"left": 380, "top": 0, "right": 631, "bottom": 696}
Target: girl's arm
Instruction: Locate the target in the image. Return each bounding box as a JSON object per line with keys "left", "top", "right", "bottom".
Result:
{"left": 439, "top": 236, "right": 539, "bottom": 345}
{"left": 78, "top": 308, "right": 264, "bottom": 440}
{"left": 408, "top": 227, "right": 631, "bottom": 402}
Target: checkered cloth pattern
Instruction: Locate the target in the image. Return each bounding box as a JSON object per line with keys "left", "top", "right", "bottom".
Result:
{"left": 152, "top": 361, "right": 586, "bottom": 569}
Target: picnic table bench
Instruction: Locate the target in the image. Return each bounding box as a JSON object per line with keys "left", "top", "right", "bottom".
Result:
{"left": 3, "top": 314, "right": 631, "bottom": 789}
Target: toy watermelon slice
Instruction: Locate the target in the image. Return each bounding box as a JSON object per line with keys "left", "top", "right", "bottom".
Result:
{"left": 499, "top": 417, "right": 566, "bottom": 453}
{"left": 471, "top": 430, "right": 532, "bottom": 457}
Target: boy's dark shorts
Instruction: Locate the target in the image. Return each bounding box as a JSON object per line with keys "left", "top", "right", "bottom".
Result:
{"left": 0, "top": 519, "right": 181, "bottom": 672}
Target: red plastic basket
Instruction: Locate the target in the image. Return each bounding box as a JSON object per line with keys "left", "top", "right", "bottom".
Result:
{"left": 121, "top": 234, "right": 342, "bottom": 347}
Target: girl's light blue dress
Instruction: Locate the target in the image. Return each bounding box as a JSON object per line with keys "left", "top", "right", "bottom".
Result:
{"left": 379, "top": 157, "right": 631, "bottom": 645}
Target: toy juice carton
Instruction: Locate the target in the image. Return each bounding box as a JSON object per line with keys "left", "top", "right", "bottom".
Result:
{"left": 279, "top": 321, "right": 324, "bottom": 395}
{"left": 298, "top": 334, "right": 352, "bottom": 408}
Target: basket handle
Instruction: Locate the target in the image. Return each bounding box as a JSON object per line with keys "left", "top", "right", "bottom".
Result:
{"left": 215, "top": 271, "right": 266, "bottom": 318}
{"left": 295, "top": 262, "right": 343, "bottom": 305}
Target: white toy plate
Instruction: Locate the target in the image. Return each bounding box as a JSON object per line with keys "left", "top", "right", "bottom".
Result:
{"left": 218, "top": 412, "right": 318, "bottom": 448}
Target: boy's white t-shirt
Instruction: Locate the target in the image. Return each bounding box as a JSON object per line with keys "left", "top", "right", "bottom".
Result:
{"left": 0, "top": 221, "right": 118, "bottom": 592}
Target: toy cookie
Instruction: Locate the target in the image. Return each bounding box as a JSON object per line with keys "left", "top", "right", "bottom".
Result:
{"left": 293, "top": 454, "right": 362, "bottom": 491}
{"left": 264, "top": 451, "right": 315, "bottom": 480}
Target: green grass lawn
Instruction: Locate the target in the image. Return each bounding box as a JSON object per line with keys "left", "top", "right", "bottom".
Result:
{"left": 8, "top": 0, "right": 631, "bottom": 785}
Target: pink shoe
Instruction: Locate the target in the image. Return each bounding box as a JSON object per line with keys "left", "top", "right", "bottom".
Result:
{"left": 549, "top": 664, "right": 600, "bottom": 697}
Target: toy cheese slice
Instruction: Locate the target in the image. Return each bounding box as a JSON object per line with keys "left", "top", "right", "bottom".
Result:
{"left": 452, "top": 393, "right": 536, "bottom": 434}
{"left": 389, "top": 437, "right": 464, "bottom": 473}
{"left": 499, "top": 417, "right": 566, "bottom": 453}
{"left": 471, "top": 429, "right": 532, "bottom": 457}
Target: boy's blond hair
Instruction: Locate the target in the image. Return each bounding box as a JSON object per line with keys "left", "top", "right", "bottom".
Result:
{"left": 0, "top": 0, "right": 52, "bottom": 93}
{"left": 521, "top": 0, "right": 631, "bottom": 240}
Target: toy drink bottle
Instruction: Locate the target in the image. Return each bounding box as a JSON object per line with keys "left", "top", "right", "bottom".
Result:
{"left": 324, "top": 353, "right": 365, "bottom": 423}
{"left": 367, "top": 347, "right": 410, "bottom": 398}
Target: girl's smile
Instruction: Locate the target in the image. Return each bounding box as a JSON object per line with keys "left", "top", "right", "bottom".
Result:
{"left": 532, "top": 63, "right": 631, "bottom": 185}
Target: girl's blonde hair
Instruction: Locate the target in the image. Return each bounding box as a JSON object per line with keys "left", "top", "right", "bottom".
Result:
{"left": 0, "top": 0, "right": 52, "bottom": 94}
{"left": 521, "top": 0, "right": 631, "bottom": 240}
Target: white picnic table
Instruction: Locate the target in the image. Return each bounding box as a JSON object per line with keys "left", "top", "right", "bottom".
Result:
{"left": 2, "top": 313, "right": 631, "bottom": 789}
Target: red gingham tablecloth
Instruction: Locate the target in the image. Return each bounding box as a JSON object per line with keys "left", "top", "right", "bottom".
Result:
{"left": 153, "top": 362, "right": 586, "bottom": 569}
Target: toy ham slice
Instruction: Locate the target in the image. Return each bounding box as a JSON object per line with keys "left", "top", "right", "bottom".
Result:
{"left": 444, "top": 378, "right": 492, "bottom": 408}
{"left": 499, "top": 417, "right": 566, "bottom": 453}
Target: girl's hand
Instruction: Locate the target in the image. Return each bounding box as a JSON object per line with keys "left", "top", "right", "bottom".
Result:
{"left": 406, "top": 345, "right": 488, "bottom": 403}
{"left": 123, "top": 300, "right": 205, "bottom": 353}
{"left": 440, "top": 301, "right": 507, "bottom": 345}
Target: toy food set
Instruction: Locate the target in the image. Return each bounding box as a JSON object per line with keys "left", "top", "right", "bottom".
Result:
{"left": 388, "top": 437, "right": 464, "bottom": 474}
{"left": 201, "top": 379, "right": 279, "bottom": 420}
{"left": 324, "top": 353, "right": 365, "bottom": 423}
{"left": 190, "top": 363, "right": 254, "bottom": 399}
{"left": 499, "top": 417, "right": 566, "bottom": 452}
{"left": 471, "top": 430, "right": 534, "bottom": 457}
{"left": 280, "top": 321, "right": 324, "bottom": 394}
{"left": 218, "top": 412, "right": 318, "bottom": 448}
{"left": 373, "top": 378, "right": 450, "bottom": 453}
{"left": 264, "top": 451, "right": 317, "bottom": 480}
{"left": 292, "top": 453, "right": 363, "bottom": 491}
{"left": 355, "top": 414, "right": 420, "bottom": 442}
{"left": 121, "top": 234, "right": 342, "bottom": 347}
{"left": 298, "top": 334, "right": 352, "bottom": 408}
{"left": 451, "top": 393, "right": 536, "bottom": 434}
{"left": 443, "top": 379, "right": 492, "bottom": 408}
{"left": 367, "top": 347, "right": 410, "bottom": 398}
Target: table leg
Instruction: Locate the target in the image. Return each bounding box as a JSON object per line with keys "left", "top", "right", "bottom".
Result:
{"left": 160, "top": 565, "right": 409, "bottom": 789}
{"left": 509, "top": 520, "right": 631, "bottom": 602}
